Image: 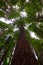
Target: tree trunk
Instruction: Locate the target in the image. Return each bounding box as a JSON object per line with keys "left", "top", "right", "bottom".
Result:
{"left": 11, "top": 25, "right": 38, "bottom": 65}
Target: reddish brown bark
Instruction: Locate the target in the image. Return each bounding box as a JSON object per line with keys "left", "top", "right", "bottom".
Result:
{"left": 11, "top": 26, "right": 38, "bottom": 65}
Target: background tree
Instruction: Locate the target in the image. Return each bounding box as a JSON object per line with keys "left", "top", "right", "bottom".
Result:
{"left": 0, "top": 0, "right": 43, "bottom": 65}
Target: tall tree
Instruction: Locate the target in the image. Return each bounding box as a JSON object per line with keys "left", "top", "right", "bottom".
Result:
{"left": 11, "top": 23, "right": 38, "bottom": 65}
{"left": 0, "top": 0, "right": 43, "bottom": 65}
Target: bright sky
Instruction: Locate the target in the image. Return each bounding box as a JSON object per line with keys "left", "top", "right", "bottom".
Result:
{"left": 29, "top": 31, "right": 40, "bottom": 39}
{"left": 0, "top": 17, "right": 13, "bottom": 24}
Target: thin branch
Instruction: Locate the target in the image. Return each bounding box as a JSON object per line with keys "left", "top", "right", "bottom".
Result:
{"left": 4, "top": 0, "right": 14, "bottom": 12}
{"left": 0, "top": 7, "right": 9, "bottom": 14}
{"left": 35, "top": 15, "right": 43, "bottom": 22}
{"left": 31, "top": 15, "right": 43, "bottom": 22}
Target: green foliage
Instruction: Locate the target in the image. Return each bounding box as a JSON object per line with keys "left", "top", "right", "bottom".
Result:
{"left": 28, "top": 23, "right": 43, "bottom": 38}
{"left": 8, "top": 11, "right": 19, "bottom": 19}
{"left": 25, "top": 2, "right": 36, "bottom": 14}
{"left": 9, "top": 0, "right": 17, "bottom": 5}
{"left": 0, "top": 0, "right": 43, "bottom": 65}
{"left": 0, "top": 21, "right": 8, "bottom": 28}
{"left": 0, "top": 11, "right": 5, "bottom": 17}
{"left": 0, "top": 0, "right": 6, "bottom": 8}
{"left": 30, "top": 38, "right": 43, "bottom": 65}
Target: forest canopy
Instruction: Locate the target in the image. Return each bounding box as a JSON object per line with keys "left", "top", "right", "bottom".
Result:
{"left": 0, "top": 0, "right": 43, "bottom": 65}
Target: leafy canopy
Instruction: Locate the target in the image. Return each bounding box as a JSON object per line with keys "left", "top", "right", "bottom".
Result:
{"left": 0, "top": 0, "right": 43, "bottom": 65}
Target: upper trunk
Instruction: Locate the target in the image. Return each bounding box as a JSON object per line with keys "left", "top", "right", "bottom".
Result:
{"left": 11, "top": 24, "right": 38, "bottom": 65}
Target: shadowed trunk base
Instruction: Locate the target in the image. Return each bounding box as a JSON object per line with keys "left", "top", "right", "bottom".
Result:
{"left": 11, "top": 27, "right": 38, "bottom": 65}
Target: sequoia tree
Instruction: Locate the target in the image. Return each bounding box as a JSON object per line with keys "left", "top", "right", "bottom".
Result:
{"left": 11, "top": 23, "right": 38, "bottom": 65}
{"left": 0, "top": 0, "right": 43, "bottom": 65}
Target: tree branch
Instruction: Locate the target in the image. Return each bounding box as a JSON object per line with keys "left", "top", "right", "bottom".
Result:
{"left": 0, "top": 48, "right": 8, "bottom": 65}
{"left": 0, "top": 7, "right": 9, "bottom": 14}
{"left": 4, "top": 0, "right": 14, "bottom": 12}
{"left": 35, "top": 15, "right": 43, "bottom": 22}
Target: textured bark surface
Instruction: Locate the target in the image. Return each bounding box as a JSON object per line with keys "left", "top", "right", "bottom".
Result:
{"left": 11, "top": 26, "right": 38, "bottom": 65}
